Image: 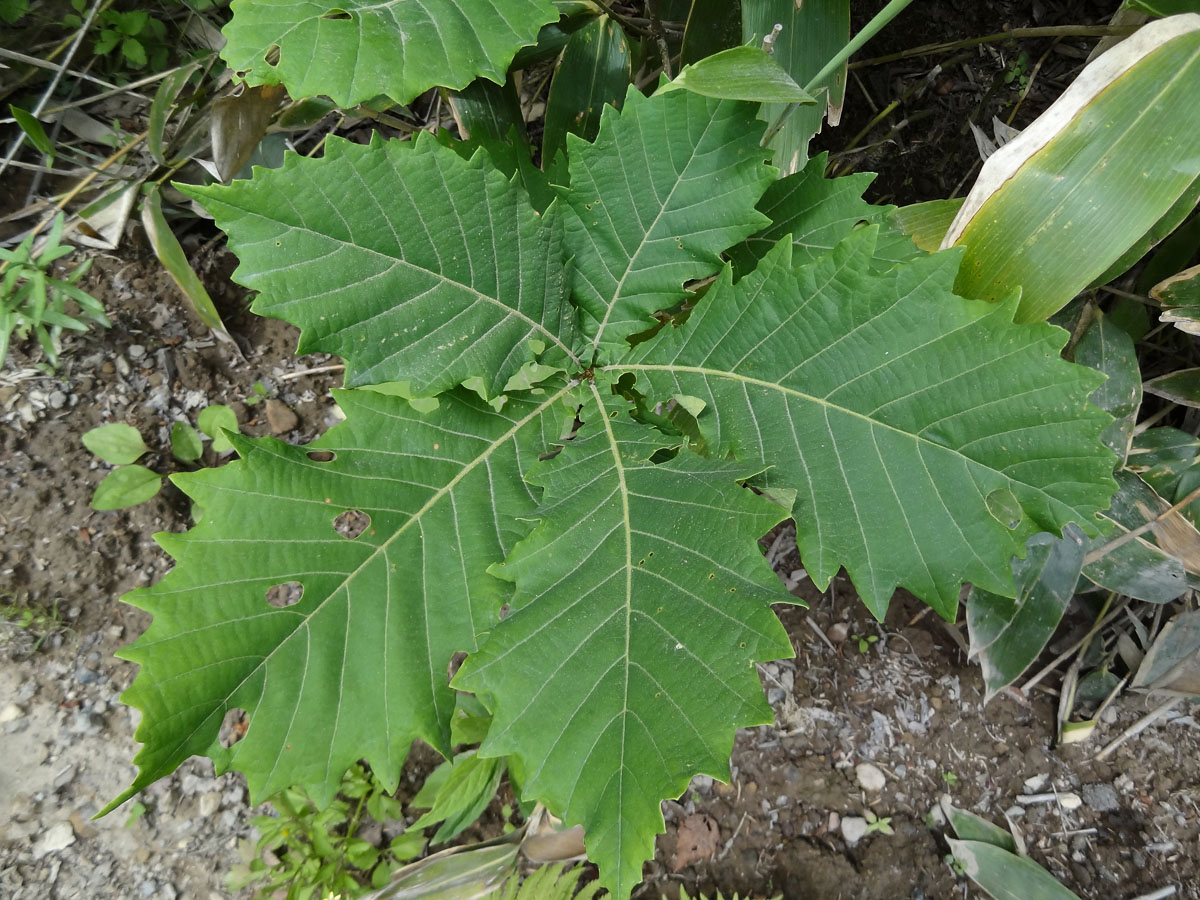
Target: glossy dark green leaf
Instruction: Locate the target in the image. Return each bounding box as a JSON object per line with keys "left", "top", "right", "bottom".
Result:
{"left": 449, "top": 77, "right": 528, "bottom": 148}
{"left": 10, "top": 105, "right": 53, "bottom": 157}
{"left": 679, "top": 0, "right": 741, "bottom": 66}
{"left": 1082, "top": 470, "right": 1194, "bottom": 603}
{"left": 968, "top": 528, "right": 1086, "bottom": 700}
{"left": 1144, "top": 367, "right": 1200, "bottom": 407}
{"left": 1137, "top": 208, "right": 1200, "bottom": 294}
{"left": 1074, "top": 311, "right": 1141, "bottom": 463}
{"left": 542, "top": 15, "right": 631, "bottom": 165}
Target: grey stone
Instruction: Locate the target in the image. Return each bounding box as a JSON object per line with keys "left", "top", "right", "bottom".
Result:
{"left": 1081, "top": 783, "right": 1120, "bottom": 813}
{"left": 32, "top": 822, "right": 76, "bottom": 860}
{"left": 841, "top": 816, "right": 869, "bottom": 846}
{"left": 856, "top": 762, "right": 886, "bottom": 792}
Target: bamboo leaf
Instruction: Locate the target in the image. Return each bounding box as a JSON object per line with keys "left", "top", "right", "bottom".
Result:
{"left": 944, "top": 15, "right": 1200, "bottom": 322}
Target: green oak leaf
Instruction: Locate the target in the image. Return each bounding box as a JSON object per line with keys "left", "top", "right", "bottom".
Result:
{"left": 559, "top": 88, "right": 776, "bottom": 362}
{"left": 104, "top": 386, "right": 568, "bottom": 813}
{"left": 619, "top": 231, "right": 1117, "bottom": 618}
{"left": 725, "top": 152, "right": 922, "bottom": 273}
{"left": 183, "top": 133, "right": 578, "bottom": 399}
{"left": 220, "top": 0, "right": 558, "bottom": 107}
{"left": 457, "top": 385, "right": 794, "bottom": 899}
{"left": 114, "top": 88, "right": 1120, "bottom": 899}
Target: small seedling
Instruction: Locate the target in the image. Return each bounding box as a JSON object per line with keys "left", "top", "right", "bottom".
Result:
{"left": 84, "top": 407, "right": 240, "bottom": 510}
{"left": 124, "top": 801, "right": 148, "bottom": 828}
{"left": 197, "top": 403, "right": 239, "bottom": 453}
{"left": 0, "top": 597, "right": 65, "bottom": 652}
{"left": 83, "top": 423, "right": 161, "bottom": 510}
{"left": 244, "top": 380, "right": 272, "bottom": 406}
{"left": 863, "top": 810, "right": 893, "bottom": 836}
{"left": 850, "top": 633, "right": 879, "bottom": 654}
{"left": 942, "top": 771, "right": 959, "bottom": 788}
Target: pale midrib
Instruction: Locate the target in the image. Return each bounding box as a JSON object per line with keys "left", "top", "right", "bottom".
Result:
{"left": 608, "top": 363, "right": 1076, "bottom": 508}
{"left": 590, "top": 379, "right": 633, "bottom": 879}
{"left": 142, "top": 381, "right": 575, "bottom": 788}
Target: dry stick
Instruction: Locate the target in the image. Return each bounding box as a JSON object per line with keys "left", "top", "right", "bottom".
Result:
{"left": 1081, "top": 483, "right": 1200, "bottom": 568}
{"left": 1095, "top": 696, "right": 1183, "bottom": 761}
{"left": 279, "top": 364, "right": 346, "bottom": 382}
{"left": 1005, "top": 40, "right": 1059, "bottom": 127}
{"left": 0, "top": 130, "right": 148, "bottom": 277}
{"left": 0, "top": 48, "right": 120, "bottom": 91}
{"left": 41, "top": 65, "right": 184, "bottom": 115}
{"left": 849, "top": 24, "right": 1142, "bottom": 70}
{"left": 1129, "top": 887, "right": 1178, "bottom": 900}
{"left": 645, "top": 0, "right": 673, "bottom": 79}
{"left": 0, "top": 0, "right": 107, "bottom": 179}
{"left": 1021, "top": 593, "right": 1126, "bottom": 694}
{"left": 1133, "top": 403, "right": 1177, "bottom": 436}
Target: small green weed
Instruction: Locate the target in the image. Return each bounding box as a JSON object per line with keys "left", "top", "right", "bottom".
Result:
{"left": 0, "top": 213, "right": 108, "bottom": 370}
{"left": 850, "top": 633, "right": 879, "bottom": 654}
{"left": 0, "top": 596, "right": 66, "bottom": 652}
{"left": 230, "top": 764, "right": 421, "bottom": 900}
{"left": 82, "top": 405, "right": 240, "bottom": 510}
{"left": 863, "top": 810, "right": 893, "bottom": 836}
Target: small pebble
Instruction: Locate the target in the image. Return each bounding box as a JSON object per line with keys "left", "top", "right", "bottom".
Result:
{"left": 265, "top": 398, "right": 299, "bottom": 435}
{"left": 856, "top": 763, "right": 886, "bottom": 792}
{"left": 1024, "top": 773, "right": 1049, "bottom": 792}
{"left": 1081, "top": 783, "right": 1120, "bottom": 813}
{"left": 128, "top": 344, "right": 146, "bottom": 361}
{"left": 841, "top": 816, "right": 869, "bottom": 846}
{"left": 32, "top": 822, "right": 76, "bottom": 859}
{"left": 49, "top": 390, "right": 66, "bottom": 409}
{"left": 199, "top": 792, "right": 222, "bottom": 817}
{"left": 0, "top": 702, "right": 25, "bottom": 724}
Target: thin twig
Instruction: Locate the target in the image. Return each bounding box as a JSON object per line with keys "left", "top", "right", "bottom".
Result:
{"left": 849, "top": 24, "right": 1142, "bottom": 69}
{"left": 279, "top": 364, "right": 346, "bottom": 382}
{"left": 0, "top": 48, "right": 120, "bottom": 91}
{"left": 0, "top": 0, "right": 106, "bottom": 178}
{"left": 1021, "top": 593, "right": 1126, "bottom": 694}
{"left": 1095, "top": 696, "right": 1183, "bottom": 761}
{"left": 1129, "top": 887, "right": 1177, "bottom": 900}
{"left": 645, "top": 0, "right": 673, "bottom": 79}
{"left": 1081, "top": 484, "right": 1200, "bottom": 567}
{"left": 42, "top": 65, "right": 185, "bottom": 114}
